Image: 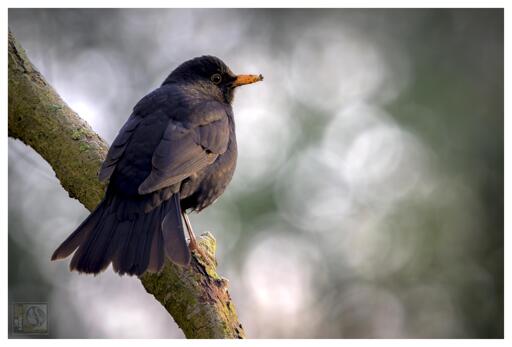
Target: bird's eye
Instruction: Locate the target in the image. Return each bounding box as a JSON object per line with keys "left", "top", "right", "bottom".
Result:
{"left": 210, "top": 73, "right": 222, "bottom": 84}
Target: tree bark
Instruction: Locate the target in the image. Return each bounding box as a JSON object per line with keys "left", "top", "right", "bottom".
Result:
{"left": 8, "top": 31, "right": 245, "bottom": 339}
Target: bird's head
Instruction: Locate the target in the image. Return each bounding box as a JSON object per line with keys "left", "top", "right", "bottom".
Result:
{"left": 163, "top": 55, "right": 263, "bottom": 104}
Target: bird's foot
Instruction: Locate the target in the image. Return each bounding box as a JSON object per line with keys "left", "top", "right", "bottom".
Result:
{"left": 183, "top": 212, "right": 214, "bottom": 265}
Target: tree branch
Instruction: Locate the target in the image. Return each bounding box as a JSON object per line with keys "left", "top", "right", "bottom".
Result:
{"left": 8, "top": 31, "right": 245, "bottom": 339}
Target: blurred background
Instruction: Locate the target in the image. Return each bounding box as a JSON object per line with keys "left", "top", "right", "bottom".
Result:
{"left": 8, "top": 9, "right": 503, "bottom": 338}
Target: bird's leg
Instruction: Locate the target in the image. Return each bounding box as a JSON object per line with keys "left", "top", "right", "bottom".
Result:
{"left": 182, "top": 212, "right": 209, "bottom": 261}
{"left": 183, "top": 212, "right": 198, "bottom": 250}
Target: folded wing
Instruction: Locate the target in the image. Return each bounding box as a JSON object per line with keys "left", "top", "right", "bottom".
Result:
{"left": 138, "top": 103, "right": 230, "bottom": 195}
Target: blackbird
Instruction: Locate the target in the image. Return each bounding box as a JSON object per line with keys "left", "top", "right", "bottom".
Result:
{"left": 51, "top": 56, "right": 263, "bottom": 275}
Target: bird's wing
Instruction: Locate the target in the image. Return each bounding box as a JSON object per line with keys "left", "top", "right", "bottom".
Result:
{"left": 138, "top": 103, "right": 230, "bottom": 195}
{"left": 98, "top": 87, "right": 170, "bottom": 182}
{"left": 98, "top": 113, "right": 142, "bottom": 181}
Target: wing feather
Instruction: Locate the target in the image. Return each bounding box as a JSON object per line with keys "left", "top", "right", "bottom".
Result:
{"left": 138, "top": 104, "right": 230, "bottom": 194}
{"left": 99, "top": 114, "right": 142, "bottom": 181}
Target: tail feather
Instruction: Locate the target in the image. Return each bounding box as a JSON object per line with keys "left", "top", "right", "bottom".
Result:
{"left": 132, "top": 211, "right": 158, "bottom": 275}
{"left": 101, "top": 217, "right": 135, "bottom": 272}
{"left": 147, "top": 220, "right": 165, "bottom": 272}
{"left": 111, "top": 220, "right": 135, "bottom": 273}
{"left": 144, "top": 197, "right": 171, "bottom": 272}
{"left": 112, "top": 215, "right": 137, "bottom": 275}
{"left": 119, "top": 214, "right": 146, "bottom": 275}
{"left": 52, "top": 191, "right": 190, "bottom": 276}
{"left": 69, "top": 205, "right": 111, "bottom": 271}
{"left": 51, "top": 200, "right": 106, "bottom": 261}
{"left": 162, "top": 194, "right": 191, "bottom": 266}
{"left": 72, "top": 211, "right": 118, "bottom": 274}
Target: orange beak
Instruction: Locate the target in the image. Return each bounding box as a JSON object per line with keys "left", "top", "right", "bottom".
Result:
{"left": 232, "top": 74, "right": 264, "bottom": 87}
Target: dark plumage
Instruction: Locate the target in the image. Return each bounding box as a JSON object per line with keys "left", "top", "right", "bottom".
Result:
{"left": 51, "top": 56, "right": 263, "bottom": 275}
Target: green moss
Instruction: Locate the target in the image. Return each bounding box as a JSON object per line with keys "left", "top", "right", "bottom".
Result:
{"left": 49, "top": 103, "right": 63, "bottom": 112}
{"left": 79, "top": 143, "right": 91, "bottom": 152}
{"left": 197, "top": 233, "right": 222, "bottom": 280}
{"left": 71, "top": 129, "right": 83, "bottom": 140}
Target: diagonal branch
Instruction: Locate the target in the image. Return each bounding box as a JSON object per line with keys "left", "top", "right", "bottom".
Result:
{"left": 8, "top": 31, "right": 245, "bottom": 339}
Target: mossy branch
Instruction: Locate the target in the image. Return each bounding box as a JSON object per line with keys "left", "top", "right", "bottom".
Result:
{"left": 8, "top": 31, "right": 245, "bottom": 339}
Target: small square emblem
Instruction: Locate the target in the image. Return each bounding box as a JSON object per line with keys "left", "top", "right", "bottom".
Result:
{"left": 12, "top": 302, "right": 48, "bottom": 335}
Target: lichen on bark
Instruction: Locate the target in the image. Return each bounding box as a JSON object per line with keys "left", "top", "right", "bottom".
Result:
{"left": 8, "top": 30, "right": 245, "bottom": 339}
